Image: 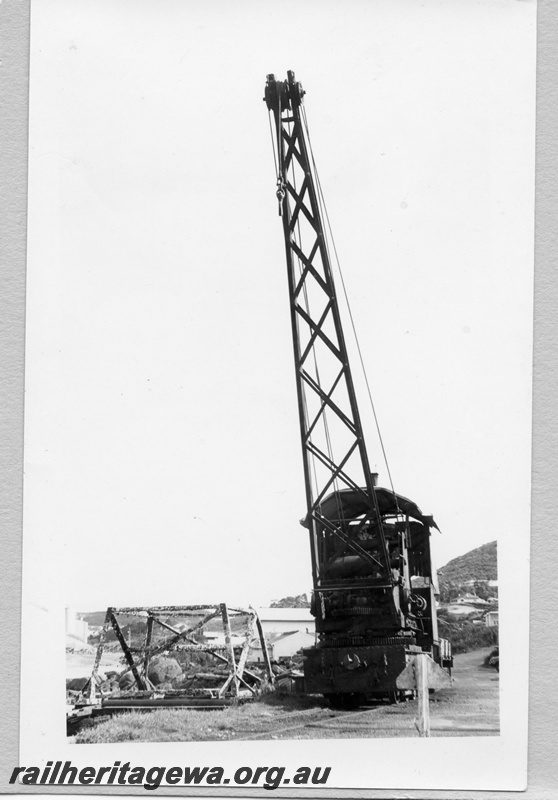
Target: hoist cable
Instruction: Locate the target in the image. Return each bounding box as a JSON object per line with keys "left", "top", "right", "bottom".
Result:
{"left": 301, "top": 105, "right": 401, "bottom": 513}
{"left": 300, "top": 108, "right": 397, "bottom": 586}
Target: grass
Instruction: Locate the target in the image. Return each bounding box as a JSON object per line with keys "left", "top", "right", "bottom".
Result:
{"left": 73, "top": 692, "right": 327, "bottom": 744}
{"left": 75, "top": 709, "right": 229, "bottom": 743}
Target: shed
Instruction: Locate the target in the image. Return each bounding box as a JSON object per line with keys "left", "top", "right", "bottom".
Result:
{"left": 256, "top": 607, "right": 315, "bottom": 636}
{"left": 248, "top": 630, "right": 316, "bottom": 662}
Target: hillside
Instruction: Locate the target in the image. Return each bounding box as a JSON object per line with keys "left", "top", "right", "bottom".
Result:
{"left": 270, "top": 594, "right": 310, "bottom": 608}
{"left": 438, "top": 540, "right": 497, "bottom": 584}
{"left": 81, "top": 611, "right": 109, "bottom": 626}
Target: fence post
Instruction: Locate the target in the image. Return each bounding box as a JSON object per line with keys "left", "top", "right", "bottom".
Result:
{"left": 416, "top": 653, "right": 430, "bottom": 737}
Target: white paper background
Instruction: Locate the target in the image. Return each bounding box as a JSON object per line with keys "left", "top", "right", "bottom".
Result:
{"left": 19, "top": 0, "right": 535, "bottom": 791}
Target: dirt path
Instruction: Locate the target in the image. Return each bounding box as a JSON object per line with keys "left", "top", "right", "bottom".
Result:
{"left": 425, "top": 647, "right": 500, "bottom": 736}
{"left": 235, "top": 647, "right": 499, "bottom": 740}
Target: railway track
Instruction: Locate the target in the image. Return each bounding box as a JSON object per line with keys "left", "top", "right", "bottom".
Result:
{"left": 234, "top": 701, "right": 415, "bottom": 740}
{"left": 235, "top": 696, "right": 498, "bottom": 740}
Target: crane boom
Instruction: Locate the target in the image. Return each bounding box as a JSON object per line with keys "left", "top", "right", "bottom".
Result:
{"left": 265, "top": 71, "right": 398, "bottom": 615}
{"left": 265, "top": 71, "right": 452, "bottom": 705}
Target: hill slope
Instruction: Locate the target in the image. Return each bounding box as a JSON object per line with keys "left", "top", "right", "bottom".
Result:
{"left": 438, "top": 540, "right": 497, "bottom": 584}
{"left": 270, "top": 594, "right": 310, "bottom": 608}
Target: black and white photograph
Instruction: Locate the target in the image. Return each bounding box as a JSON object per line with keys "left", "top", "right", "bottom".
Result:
{"left": 19, "top": 0, "right": 534, "bottom": 792}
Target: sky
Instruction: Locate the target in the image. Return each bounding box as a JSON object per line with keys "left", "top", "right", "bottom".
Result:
{"left": 23, "top": 0, "right": 536, "bottom": 611}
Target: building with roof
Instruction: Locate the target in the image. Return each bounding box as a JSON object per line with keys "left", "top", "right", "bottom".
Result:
{"left": 65, "top": 607, "right": 90, "bottom": 644}
{"left": 245, "top": 608, "right": 316, "bottom": 663}
{"left": 485, "top": 610, "right": 499, "bottom": 628}
{"left": 256, "top": 607, "right": 315, "bottom": 636}
{"left": 248, "top": 630, "right": 316, "bottom": 663}
{"left": 455, "top": 593, "right": 489, "bottom": 606}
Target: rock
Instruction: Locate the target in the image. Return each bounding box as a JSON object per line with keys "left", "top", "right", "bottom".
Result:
{"left": 147, "top": 656, "right": 182, "bottom": 686}
{"left": 67, "top": 677, "right": 89, "bottom": 692}
{"left": 118, "top": 671, "right": 136, "bottom": 690}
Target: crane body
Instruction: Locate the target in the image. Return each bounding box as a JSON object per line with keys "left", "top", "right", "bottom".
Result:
{"left": 265, "top": 71, "right": 451, "bottom": 706}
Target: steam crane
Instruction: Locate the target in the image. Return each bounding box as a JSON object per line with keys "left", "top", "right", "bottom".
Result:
{"left": 264, "top": 71, "right": 451, "bottom": 707}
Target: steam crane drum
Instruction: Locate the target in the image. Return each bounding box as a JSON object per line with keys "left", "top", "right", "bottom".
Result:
{"left": 327, "top": 554, "right": 380, "bottom": 580}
